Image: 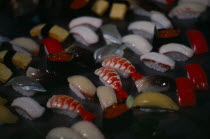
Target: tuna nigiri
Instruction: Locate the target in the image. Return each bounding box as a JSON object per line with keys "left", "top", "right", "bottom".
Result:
{"left": 94, "top": 67, "right": 129, "bottom": 102}
{"left": 47, "top": 95, "right": 97, "bottom": 122}
{"left": 41, "top": 38, "right": 64, "bottom": 55}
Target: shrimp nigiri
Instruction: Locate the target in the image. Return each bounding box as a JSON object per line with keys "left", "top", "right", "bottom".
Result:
{"left": 47, "top": 95, "right": 97, "bottom": 122}
{"left": 94, "top": 67, "right": 128, "bottom": 102}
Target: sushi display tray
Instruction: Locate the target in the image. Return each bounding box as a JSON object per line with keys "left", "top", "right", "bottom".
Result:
{"left": 0, "top": 3, "right": 210, "bottom": 139}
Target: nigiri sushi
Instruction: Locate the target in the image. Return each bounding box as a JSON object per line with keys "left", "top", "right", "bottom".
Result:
{"left": 140, "top": 52, "right": 175, "bottom": 72}
{"left": 122, "top": 34, "right": 153, "bottom": 55}
{"left": 10, "top": 37, "right": 40, "bottom": 55}
{"left": 67, "top": 75, "right": 96, "bottom": 100}
{"left": 94, "top": 67, "right": 128, "bottom": 102}
{"left": 30, "top": 24, "right": 70, "bottom": 42}
{"left": 46, "top": 127, "right": 85, "bottom": 139}
{"left": 186, "top": 30, "right": 208, "bottom": 55}
{"left": 6, "top": 76, "right": 47, "bottom": 96}
{"left": 159, "top": 43, "right": 194, "bottom": 61}
{"left": 100, "top": 24, "right": 122, "bottom": 44}
{"left": 71, "top": 121, "right": 105, "bottom": 139}
{"left": 97, "top": 86, "right": 117, "bottom": 110}
{"left": 178, "top": 0, "right": 210, "bottom": 6}
{"left": 70, "top": 26, "right": 99, "bottom": 46}
{"left": 47, "top": 95, "right": 97, "bottom": 122}
{"left": 94, "top": 43, "right": 125, "bottom": 63}
{"left": 69, "top": 16, "right": 102, "bottom": 29}
{"left": 169, "top": 3, "right": 207, "bottom": 19}
{"left": 41, "top": 38, "right": 64, "bottom": 55}
{"left": 11, "top": 97, "right": 45, "bottom": 120}
{"left": 102, "top": 55, "right": 144, "bottom": 81}
{"left": 0, "top": 63, "right": 13, "bottom": 83}
{"left": 0, "top": 50, "right": 32, "bottom": 70}
{"left": 128, "top": 21, "right": 157, "bottom": 41}
{"left": 0, "top": 105, "right": 18, "bottom": 124}
{"left": 185, "top": 64, "right": 208, "bottom": 90}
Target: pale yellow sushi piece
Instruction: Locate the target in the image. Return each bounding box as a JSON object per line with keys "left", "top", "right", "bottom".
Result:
{"left": 92, "top": 0, "right": 109, "bottom": 16}
{"left": 109, "top": 3, "right": 127, "bottom": 20}
{"left": 0, "top": 63, "right": 12, "bottom": 83}
{"left": 0, "top": 97, "right": 8, "bottom": 105}
{"left": 0, "top": 105, "right": 18, "bottom": 124}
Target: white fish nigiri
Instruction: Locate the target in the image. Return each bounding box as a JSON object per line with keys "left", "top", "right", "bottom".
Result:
{"left": 11, "top": 97, "right": 45, "bottom": 120}
{"left": 70, "top": 26, "right": 99, "bottom": 46}
{"left": 150, "top": 11, "right": 173, "bottom": 29}
{"left": 122, "top": 34, "right": 153, "bottom": 55}
{"left": 159, "top": 43, "right": 194, "bottom": 61}
{"left": 67, "top": 75, "right": 96, "bottom": 100}
{"left": 71, "top": 121, "right": 105, "bottom": 139}
{"left": 46, "top": 127, "right": 85, "bottom": 139}
{"left": 97, "top": 86, "right": 117, "bottom": 110}
{"left": 128, "top": 21, "right": 157, "bottom": 40}
{"left": 10, "top": 37, "right": 40, "bottom": 55}
{"left": 69, "top": 16, "right": 103, "bottom": 29}
{"left": 169, "top": 3, "right": 207, "bottom": 19}
{"left": 140, "top": 52, "right": 175, "bottom": 72}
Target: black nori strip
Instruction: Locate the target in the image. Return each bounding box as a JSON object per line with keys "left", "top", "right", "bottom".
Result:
{"left": 41, "top": 24, "right": 54, "bottom": 38}
{"left": 3, "top": 50, "right": 16, "bottom": 69}
{"left": 0, "top": 42, "right": 13, "bottom": 51}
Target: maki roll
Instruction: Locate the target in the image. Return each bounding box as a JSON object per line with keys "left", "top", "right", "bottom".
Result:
{"left": 0, "top": 50, "right": 32, "bottom": 70}
{"left": 140, "top": 52, "right": 175, "bottom": 72}
{"left": 0, "top": 63, "right": 13, "bottom": 83}
{"left": 11, "top": 97, "right": 45, "bottom": 120}
{"left": 159, "top": 43, "right": 194, "bottom": 61}
{"left": 67, "top": 75, "right": 96, "bottom": 100}
{"left": 71, "top": 121, "right": 105, "bottom": 139}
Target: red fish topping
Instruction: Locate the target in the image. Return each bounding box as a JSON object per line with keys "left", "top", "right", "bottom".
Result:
{"left": 47, "top": 95, "right": 97, "bottom": 122}
{"left": 176, "top": 77, "right": 196, "bottom": 107}
{"left": 186, "top": 30, "right": 208, "bottom": 55}
{"left": 41, "top": 38, "right": 63, "bottom": 55}
{"left": 70, "top": 0, "right": 88, "bottom": 10}
{"left": 185, "top": 64, "right": 208, "bottom": 90}
{"left": 158, "top": 29, "right": 180, "bottom": 38}
{"left": 48, "top": 51, "right": 72, "bottom": 62}
{"left": 95, "top": 67, "right": 128, "bottom": 102}
{"left": 102, "top": 56, "right": 144, "bottom": 82}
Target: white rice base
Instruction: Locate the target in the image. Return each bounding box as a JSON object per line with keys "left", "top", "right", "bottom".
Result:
{"left": 150, "top": 11, "right": 173, "bottom": 29}
{"left": 140, "top": 52, "right": 175, "bottom": 70}
{"left": 96, "top": 86, "right": 117, "bottom": 110}
{"left": 159, "top": 43, "right": 194, "bottom": 57}
{"left": 70, "top": 26, "right": 99, "bottom": 46}
{"left": 69, "top": 84, "right": 86, "bottom": 100}
{"left": 69, "top": 16, "right": 102, "bottom": 29}
{"left": 11, "top": 97, "right": 45, "bottom": 120}
{"left": 122, "top": 34, "right": 153, "bottom": 55}
{"left": 13, "top": 85, "right": 36, "bottom": 96}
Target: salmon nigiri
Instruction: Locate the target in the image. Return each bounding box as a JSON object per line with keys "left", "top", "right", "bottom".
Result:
{"left": 95, "top": 67, "right": 128, "bottom": 102}
{"left": 47, "top": 95, "right": 97, "bottom": 122}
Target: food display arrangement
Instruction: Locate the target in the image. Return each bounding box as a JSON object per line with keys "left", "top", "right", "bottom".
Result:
{"left": 0, "top": 0, "right": 210, "bottom": 139}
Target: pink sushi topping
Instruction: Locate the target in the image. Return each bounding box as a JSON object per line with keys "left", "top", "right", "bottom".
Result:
{"left": 95, "top": 67, "right": 128, "bottom": 102}
{"left": 102, "top": 56, "right": 144, "bottom": 81}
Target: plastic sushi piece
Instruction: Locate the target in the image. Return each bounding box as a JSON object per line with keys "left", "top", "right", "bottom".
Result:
{"left": 94, "top": 67, "right": 129, "bottom": 102}
{"left": 70, "top": 0, "right": 89, "bottom": 10}
{"left": 185, "top": 64, "right": 208, "bottom": 90}
{"left": 186, "top": 30, "right": 208, "bottom": 55}
{"left": 71, "top": 121, "right": 105, "bottom": 139}
{"left": 67, "top": 75, "right": 96, "bottom": 100}
{"left": 69, "top": 16, "right": 102, "bottom": 29}
{"left": 159, "top": 43, "right": 194, "bottom": 61}
{"left": 70, "top": 26, "right": 99, "bottom": 46}
{"left": 169, "top": 3, "right": 207, "bottom": 19}
{"left": 94, "top": 43, "right": 125, "bottom": 63}
{"left": 178, "top": 0, "right": 210, "bottom": 6}
{"left": 176, "top": 77, "right": 196, "bottom": 106}
{"left": 46, "top": 127, "right": 85, "bottom": 139}
{"left": 0, "top": 97, "right": 7, "bottom": 105}
{"left": 11, "top": 97, "right": 45, "bottom": 120}
{"left": 0, "top": 63, "right": 13, "bottom": 83}
{"left": 122, "top": 34, "right": 153, "bottom": 55}
{"left": 96, "top": 86, "right": 117, "bottom": 110}
{"left": 41, "top": 38, "right": 64, "bottom": 55}
{"left": 48, "top": 51, "right": 72, "bottom": 62}
{"left": 0, "top": 50, "right": 32, "bottom": 70}
{"left": 102, "top": 55, "right": 144, "bottom": 81}
{"left": 47, "top": 95, "right": 98, "bottom": 122}
{"left": 0, "top": 105, "right": 18, "bottom": 124}
{"left": 126, "top": 92, "right": 179, "bottom": 111}
{"left": 6, "top": 76, "right": 47, "bottom": 96}
{"left": 30, "top": 24, "right": 70, "bottom": 42}
{"left": 10, "top": 37, "right": 40, "bottom": 55}
{"left": 140, "top": 52, "right": 175, "bottom": 72}
{"left": 128, "top": 21, "right": 157, "bottom": 41}
{"left": 100, "top": 24, "right": 122, "bottom": 45}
